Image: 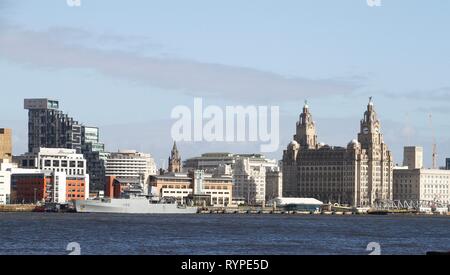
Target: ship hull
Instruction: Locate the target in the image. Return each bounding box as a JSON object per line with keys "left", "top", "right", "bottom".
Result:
{"left": 74, "top": 199, "right": 198, "bottom": 214}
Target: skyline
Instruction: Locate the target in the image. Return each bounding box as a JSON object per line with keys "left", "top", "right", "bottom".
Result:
{"left": 1, "top": 0, "right": 449, "bottom": 167}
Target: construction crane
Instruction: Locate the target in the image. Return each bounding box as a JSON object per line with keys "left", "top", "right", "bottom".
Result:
{"left": 429, "top": 114, "right": 438, "bottom": 169}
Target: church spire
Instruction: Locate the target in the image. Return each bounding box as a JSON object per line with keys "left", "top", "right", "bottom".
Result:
{"left": 168, "top": 141, "right": 182, "bottom": 173}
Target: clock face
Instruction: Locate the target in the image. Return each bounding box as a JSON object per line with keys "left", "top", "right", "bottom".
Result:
{"left": 363, "top": 127, "right": 369, "bottom": 134}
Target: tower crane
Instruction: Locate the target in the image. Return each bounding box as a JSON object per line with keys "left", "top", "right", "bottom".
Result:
{"left": 429, "top": 114, "right": 438, "bottom": 169}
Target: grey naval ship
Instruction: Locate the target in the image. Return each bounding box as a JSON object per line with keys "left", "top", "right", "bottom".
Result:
{"left": 74, "top": 195, "right": 198, "bottom": 214}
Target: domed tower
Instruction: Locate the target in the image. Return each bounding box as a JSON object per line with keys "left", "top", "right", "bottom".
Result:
{"left": 168, "top": 141, "right": 182, "bottom": 173}
{"left": 358, "top": 97, "right": 383, "bottom": 148}
{"left": 294, "top": 100, "right": 318, "bottom": 149}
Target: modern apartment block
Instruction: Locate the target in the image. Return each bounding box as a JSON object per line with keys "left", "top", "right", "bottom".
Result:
{"left": 24, "top": 99, "right": 82, "bottom": 153}
{"left": 184, "top": 153, "right": 279, "bottom": 205}
{"left": 81, "top": 126, "right": 109, "bottom": 191}
{"left": 282, "top": 99, "right": 394, "bottom": 207}
{"left": 105, "top": 150, "right": 157, "bottom": 194}
{"left": 0, "top": 128, "right": 12, "bottom": 161}
{"left": 393, "top": 148, "right": 450, "bottom": 205}
{"left": 14, "top": 147, "right": 89, "bottom": 201}
{"left": 24, "top": 99, "right": 108, "bottom": 191}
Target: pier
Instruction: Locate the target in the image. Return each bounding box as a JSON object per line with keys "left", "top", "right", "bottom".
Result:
{"left": 197, "top": 206, "right": 449, "bottom": 216}
{"left": 0, "top": 204, "right": 38, "bottom": 212}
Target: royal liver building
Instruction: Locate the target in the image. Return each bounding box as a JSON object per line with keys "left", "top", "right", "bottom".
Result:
{"left": 282, "top": 98, "right": 394, "bottom": 207}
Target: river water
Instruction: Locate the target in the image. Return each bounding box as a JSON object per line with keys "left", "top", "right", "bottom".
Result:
{"left": 0, "top": 213, "right": 448, "bottom": 255}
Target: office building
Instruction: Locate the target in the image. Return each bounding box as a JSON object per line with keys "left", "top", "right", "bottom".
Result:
{"left": 150, "top": 171, "right": 233, "bottom": 207}
{"left": 0, "top": 128, "right": 12, "bottom": 161}
{"left": 150, "top": 173, "right": 193, "bottom": 203}
{"left": 446, "top": 158, "right": 450, "bottom": 170}
{"left": 393, "top": 148, "right": 450, "bottom": 205}
{"left": 403, "top": 146, "right": 424, "bottom": 169}
{"left": 105, "top": 150, "right": 157, "bottom": 194}
{"left": 282, "top": 99, "right": 394, "bottom": 207}
{"left": 192, "top": 170, "right": 233, "bottom": 206}
{"left": 184, "top": 153, "right": 279, "bottom": 205}
{"left": 15, "top": 148, "right": 89, "bottom": 201}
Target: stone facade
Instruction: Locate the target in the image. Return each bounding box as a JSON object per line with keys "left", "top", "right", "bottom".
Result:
{"left": 168, "top": 142, "right": 182, "bottom": 173}
{"left": 282, "top": 99, "right": 394, "bottom": 207}
{"left": 0, "top": 128, "right": 12, "bottom": 161}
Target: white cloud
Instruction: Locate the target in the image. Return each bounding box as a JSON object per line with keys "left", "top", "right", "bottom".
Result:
{"left": 0, "top": 26, "right": 362, "bottom": 103}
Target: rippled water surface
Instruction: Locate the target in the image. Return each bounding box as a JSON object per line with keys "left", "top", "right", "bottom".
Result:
{"left": 0, "top": 213, "right": 449, "bottom": 255}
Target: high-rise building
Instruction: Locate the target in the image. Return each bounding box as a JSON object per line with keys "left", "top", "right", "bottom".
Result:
{"left": 394, "top": 150, "right": 450, "bottom": 205}
{"left": 403, "top": 146, "right": 423, "bottom": 169}
{"left": 168, "top": 142, "right": 182, "bottom": 173}
{"left": 105, "top": 150, "right": 157, "bottom": 194}
{"left": 184, "top": 153, "right": 279, "bottom": 205}
{"left": 446, "top": 158, "right": 450, "bottom": 170}
{"left": 0, "top": 128, "right": 12, "bottom": 161}
{"left": 282, "top": 98, "right": 394, "bottom": 207}
{"left": 24, "top": 99, "right": 82, "bottom": 153}
{"left": 24, "top": 99, "right": 108, "bottom": 191}
{"left": 81, "top": 126, "right": 109, "bottom": 191}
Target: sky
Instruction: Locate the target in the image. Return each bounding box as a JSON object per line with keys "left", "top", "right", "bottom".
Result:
{"left": 0, "top": 0, "right": 450, "bottom": 168}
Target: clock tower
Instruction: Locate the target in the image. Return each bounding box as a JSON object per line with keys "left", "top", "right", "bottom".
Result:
{"left": 358, "top": 97, "right": 383, "bottom": 147}
{"left": 356, "top": 97, "right": 393, "bottom": 205}
{"left": 294, "top": 100, "right": 318, "bottom": 149}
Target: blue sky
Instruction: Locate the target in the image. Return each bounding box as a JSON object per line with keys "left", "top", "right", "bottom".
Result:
{"left": 1, "top": 0, "right": 450, "bottom": 168}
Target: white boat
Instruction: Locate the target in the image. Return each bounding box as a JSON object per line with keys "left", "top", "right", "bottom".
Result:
{"left": 74, "top": 196, "right": 198, "bottom": 214}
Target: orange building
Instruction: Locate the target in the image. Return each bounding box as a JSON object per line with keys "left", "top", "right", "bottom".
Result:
{"left": 104, "top": 176, "right": 142, "bottom": 198}
{"left": 66, "top": 177, "right": 87, "bottom": 201}
{"left": 105, "top": 176, "right": 116, "bottom": 198}
{"left": 10, "top": 173, "right": 50, "bottom": 203}
{"left": 11, "top": 171, "right": 88, "bottom": 204}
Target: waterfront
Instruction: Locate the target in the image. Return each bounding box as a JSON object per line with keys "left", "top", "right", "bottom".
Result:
{"left": 0, "top": 213, "right": 449, "bottom": 255}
